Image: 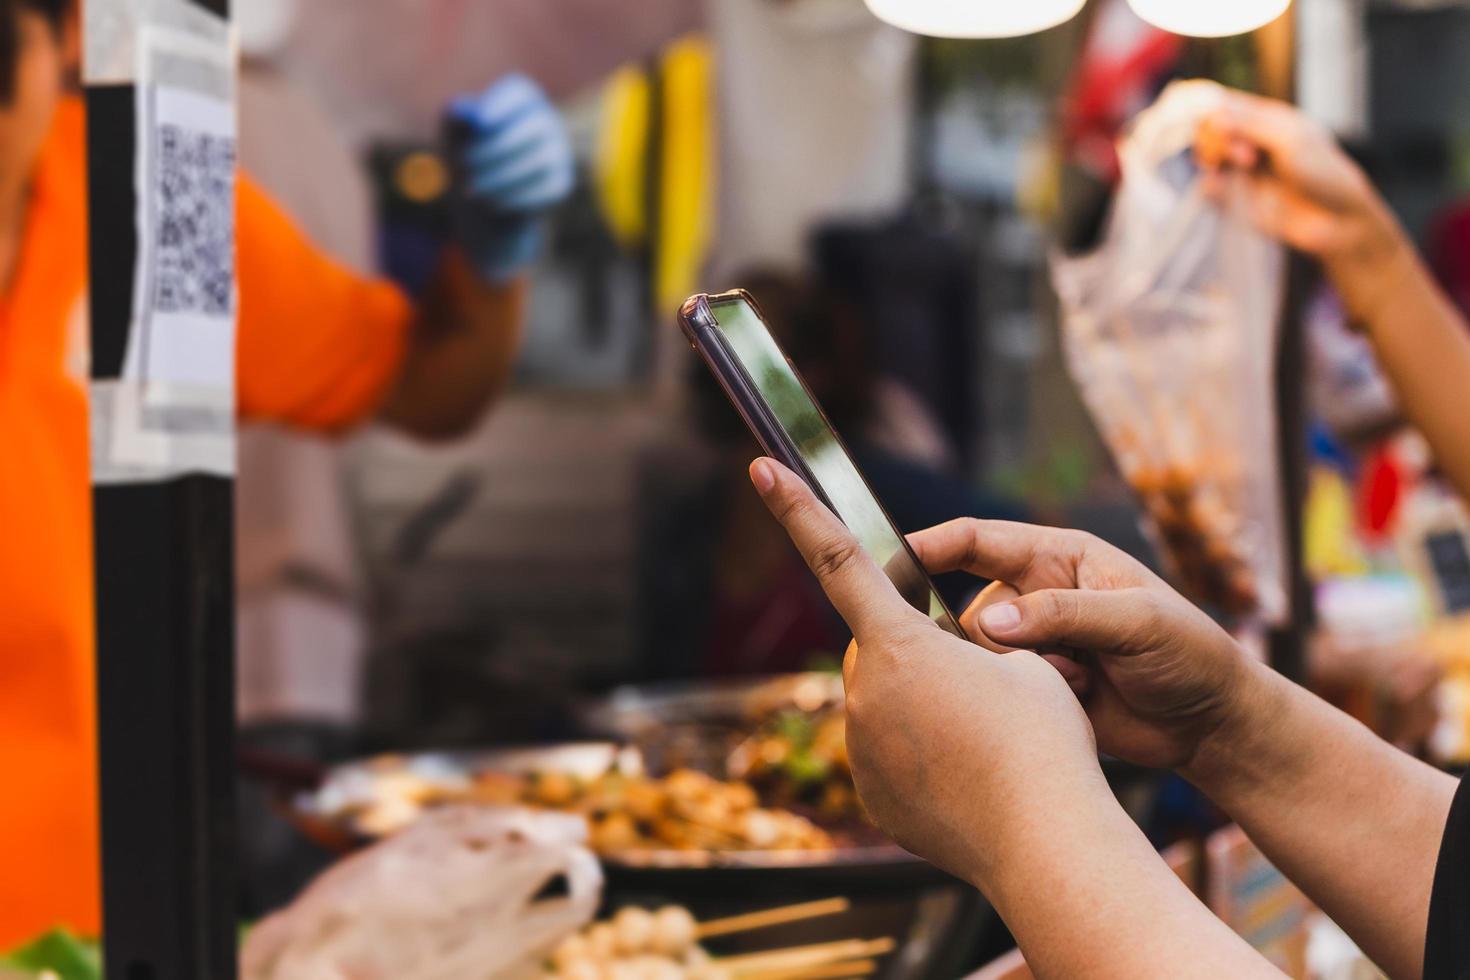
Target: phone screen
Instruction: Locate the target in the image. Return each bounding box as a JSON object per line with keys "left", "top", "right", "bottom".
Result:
{"left": 706, "top": 295, "right": 965, "bottom": 637}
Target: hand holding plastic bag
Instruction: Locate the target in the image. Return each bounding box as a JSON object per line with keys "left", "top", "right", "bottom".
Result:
{"left": 1052, "top": 80, "right": 1289, "bottom": 624}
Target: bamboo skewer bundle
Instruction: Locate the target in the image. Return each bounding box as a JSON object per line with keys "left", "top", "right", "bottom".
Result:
{"left": 696, "top": 898, "right": 851, "bottom": 940}
{"left": 546, "top": 898, "right": 892, "bottom": 980}
{"left": 724, "top": 938, "right": 895, "bottom": 977}
{"left": 741, "top": 959, "right": 878, "bottom": 980}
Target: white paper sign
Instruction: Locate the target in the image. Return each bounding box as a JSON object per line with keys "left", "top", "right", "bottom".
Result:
{"left": 93, "top": 22, "right": 238, "bottom": 484}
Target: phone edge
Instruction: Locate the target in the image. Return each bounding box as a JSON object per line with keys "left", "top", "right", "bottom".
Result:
{"left": 678, "top": 292, "right": 966, "bottom": 638}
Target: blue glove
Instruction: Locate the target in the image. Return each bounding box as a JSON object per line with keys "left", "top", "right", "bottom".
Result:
{"left": 446, "top": 74, "right": 575, "bottom": 282}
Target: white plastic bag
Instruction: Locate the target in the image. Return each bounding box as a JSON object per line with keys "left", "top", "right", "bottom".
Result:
{"left": 1052, "top": 80, "right": 1289, "bottom": 624}
{"left": 241, "top": 807, "right": 603, "bottom": 980}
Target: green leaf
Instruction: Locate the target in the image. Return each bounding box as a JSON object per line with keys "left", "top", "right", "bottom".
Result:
{"left": 783, "top": 752, "right": 832, "bottom": 787}
{"left": 1, "top": 930, "right": 102, "bottom": 980}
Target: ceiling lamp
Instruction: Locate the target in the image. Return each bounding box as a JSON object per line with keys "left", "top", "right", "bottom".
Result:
{"left": 862, "top": 0, "right": 1086, "bottom": 38}
{"left": 1125, "top": 0, "right": 1292, "bottom": 37}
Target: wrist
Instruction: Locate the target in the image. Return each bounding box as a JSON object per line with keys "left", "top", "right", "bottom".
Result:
{"left": 977, "top": 774, "right": 1170, "bottom": 954}
{"left": 980, "top": 790, "right": 1268, "bottom": 980}
{"left": 456, "top": 212, "right": 546, "bottom": 284}
{"left": 1178, "top": 658, "right": 1293, "bottom": 801}
{"left": 974, "top": 765, "right": 1124, "bottom": 896}
{"left": 1321, "top": 197, "right": 1417, "bottom": 326}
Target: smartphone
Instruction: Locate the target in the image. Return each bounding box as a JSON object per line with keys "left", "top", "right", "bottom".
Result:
{"left": 678, "top": 289, "right": 966, "bottom": 638}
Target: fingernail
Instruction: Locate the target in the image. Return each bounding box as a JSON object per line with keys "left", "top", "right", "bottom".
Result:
{"left": 750, "top": 459, "right": 776, "bottom": 494}
{"left": 981, "top": 602, "right": 1021, "bottom": 634}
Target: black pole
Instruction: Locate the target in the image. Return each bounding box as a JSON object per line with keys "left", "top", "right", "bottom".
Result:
{"left": 91, "top": 479, "right": 237, "bottom": 980}
{"left": 86, "top": 2, "right": 237, "bottom": 977}
{"left": 1267, "top": 252, "right": 1316, "bottom": 685}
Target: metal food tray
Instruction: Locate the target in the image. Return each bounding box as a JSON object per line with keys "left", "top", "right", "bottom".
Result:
{"left": 285, "top": 740, "right": 928, "bottom": 874}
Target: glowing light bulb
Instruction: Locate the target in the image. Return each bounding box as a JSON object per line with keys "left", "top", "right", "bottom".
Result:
{"left": 863, "top": 0, "right": 1087, "bottom": 39}
{"left": 1126, "top": 0, "right": 1293, "bottom": 37}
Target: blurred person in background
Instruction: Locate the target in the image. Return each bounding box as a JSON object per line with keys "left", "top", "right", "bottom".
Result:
{"left": 0, "top": 0, "right": 572, "bottom": 944}
{"left": 636, "top": 269, "right": 1026, "bottom": 680}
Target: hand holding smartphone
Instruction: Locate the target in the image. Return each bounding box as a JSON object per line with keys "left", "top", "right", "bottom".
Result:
{"left": 679, "top": 290, "right": 965, "bottom": 638}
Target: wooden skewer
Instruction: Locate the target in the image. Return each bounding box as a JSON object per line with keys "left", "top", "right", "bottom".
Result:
{"left": 722, "top": 937, "right": 895, "bottom": 976}
{"left": 697, "top": 897, "right": 851, "bottom": 939}
{"left": 740, "top": 957, "right": 879, "bottom": 980}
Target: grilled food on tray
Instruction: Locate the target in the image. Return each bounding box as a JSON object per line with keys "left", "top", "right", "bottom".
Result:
{"left": 727, "top": 708, "right": 860, "bottom": 824}
{"left": 336, "top": 766, "right": 834, "bottom": 855}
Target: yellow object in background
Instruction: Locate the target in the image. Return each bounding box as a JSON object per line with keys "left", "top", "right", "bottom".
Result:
{"left": 655, "top": 37, "right": 715, "bottom": 317}
{"left": 1017, "top": 137, "right": 1062, "bottom": 225}
{"left": 1426, "top": 614, "right": 1470, "bottom": 672}
{"left": 593, "top": 35, "right": 716, "bottom": 315}
{"left": 594, "top": 67, "right": 652, "bottom": 248}
{"left": 1304, "top": 466, "right": 1368, "bottom": 579}
{"left": 1424, "top": 615, "right": 1470, "bottom": 765}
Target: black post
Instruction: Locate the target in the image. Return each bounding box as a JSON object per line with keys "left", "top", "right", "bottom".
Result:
{"left": 91, "top": 480, "right": 237, "bottom": 980}
{"left": 1267, "top": 253, "right": 1316, "bottom": 685}
{"left": 85, "top": 2, "right": 237, "bottom": 977}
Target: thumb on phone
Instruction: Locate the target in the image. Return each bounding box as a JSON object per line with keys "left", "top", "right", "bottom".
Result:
{"left": 976, "top": 586, "right": 1164, "bottom": 659}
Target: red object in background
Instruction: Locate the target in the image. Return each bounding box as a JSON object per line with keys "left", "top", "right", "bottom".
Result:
{"left": 1427, "top": 202, "right": 1470, "bottom": 324}
{"left": 1360, "top": 443, "right": 1405, "bottom": 539}
{"left": 1059, "top": 0, "right": 1184, "bottom": 182}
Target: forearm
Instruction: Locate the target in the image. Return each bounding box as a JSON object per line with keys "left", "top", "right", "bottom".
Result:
{"left": 1183, "top": 661, "right": 1456, "bottom": 979}
{"left": 380, "top": 251, "right": 527, "bottom": 440}
{"left": 979, "top": 777, "right": 1278, "bottom": 979}
{"left": 1326, "top": 212, "right": 1470, "bottom": 503}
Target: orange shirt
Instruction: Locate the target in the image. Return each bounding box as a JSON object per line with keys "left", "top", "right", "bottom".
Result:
{"left": 0, "top": 98, "right": 411, "bottom": 946}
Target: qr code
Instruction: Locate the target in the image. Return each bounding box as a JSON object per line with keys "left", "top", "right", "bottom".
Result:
{"left": 152, "top": 123, "right": 236, "bottom": 316}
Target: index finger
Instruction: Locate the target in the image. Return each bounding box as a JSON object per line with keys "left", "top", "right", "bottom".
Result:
{"left": 906, "top": 518, "right": 1087, "bottom": 592}
{"left": 1201, "top": 90, "right": 1308, "bottom": 164}
{"left": 750, "top": 458, "right": 926, "bottom": 645}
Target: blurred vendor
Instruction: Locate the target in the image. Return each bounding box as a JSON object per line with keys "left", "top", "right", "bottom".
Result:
{"left": 0, "top": 0, "right": 572, "bottom": 945}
